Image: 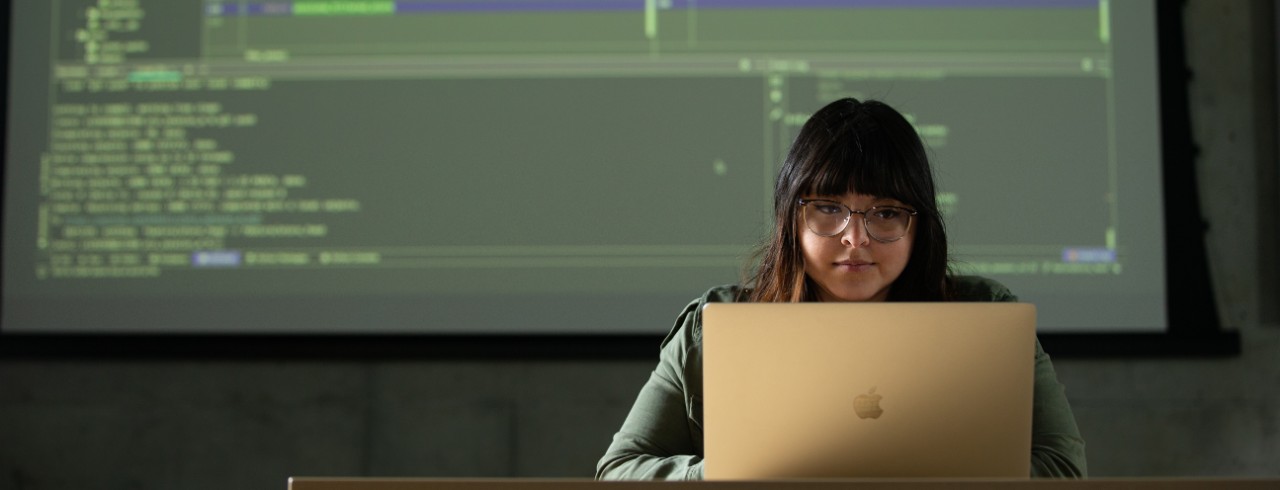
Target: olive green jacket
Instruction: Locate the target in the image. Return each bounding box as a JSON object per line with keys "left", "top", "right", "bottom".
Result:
{"left": 595, "top": 276, "right": 1087, "bottom": 480}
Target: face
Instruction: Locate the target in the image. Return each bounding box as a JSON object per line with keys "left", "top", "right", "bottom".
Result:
{"left": 799, "top": 193, "right": 915, "bottom": 302}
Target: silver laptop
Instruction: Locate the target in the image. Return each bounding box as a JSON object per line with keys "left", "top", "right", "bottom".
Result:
{"left": 701, "top": 302, "right": 1036, "bottom": 479}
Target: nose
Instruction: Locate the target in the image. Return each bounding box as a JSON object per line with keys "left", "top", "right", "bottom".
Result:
{"left": 840, "top": 215, "right": 870, "bottom": 248}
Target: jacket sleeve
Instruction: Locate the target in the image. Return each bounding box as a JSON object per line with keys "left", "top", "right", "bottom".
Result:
{"left": 595, "top": 301, "right": 705, "bottom": 480}
{"left": 1029, "top": 338, "right": 1089, "bottom": 477}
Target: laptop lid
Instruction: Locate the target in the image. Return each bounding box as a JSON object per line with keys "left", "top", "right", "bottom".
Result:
{"left": 701, "top": 302, "right": 1036, "bottom": 480}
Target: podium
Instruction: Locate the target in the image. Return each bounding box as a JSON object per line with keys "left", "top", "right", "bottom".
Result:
{"left": 288, "top": 478, "right": 1280, "bottom": 490}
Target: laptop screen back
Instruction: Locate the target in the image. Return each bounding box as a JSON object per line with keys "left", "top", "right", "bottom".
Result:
{"left": 701, "top": 302, "right": 1036, "bottom": 479}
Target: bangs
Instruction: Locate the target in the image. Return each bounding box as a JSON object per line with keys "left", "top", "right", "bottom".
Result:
{"left": 800, "top": 123, "right": 926, "bottom": 209}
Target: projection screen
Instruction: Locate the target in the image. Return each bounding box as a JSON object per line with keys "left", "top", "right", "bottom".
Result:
{"left": 3, "top": 0, "right": 1170, "bottom": 334}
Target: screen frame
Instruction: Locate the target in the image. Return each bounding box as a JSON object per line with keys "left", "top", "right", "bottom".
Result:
{"left": 0, "top": 0, "right": 1240, "bottom": 359}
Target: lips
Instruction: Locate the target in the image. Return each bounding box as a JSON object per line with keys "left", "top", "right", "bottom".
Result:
{"left": 835, "top": 260, "right": 874, "bottom": 272}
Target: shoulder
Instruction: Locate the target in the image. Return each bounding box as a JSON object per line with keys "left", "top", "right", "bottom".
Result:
{"left": 947, "top": 275, "right": 1018, "bottom": 302}
{"left": 660, "top": 284, "right": 746, "bottom": 349}
{"left": 702, "top": 284, "right": 747, "bottom": 305}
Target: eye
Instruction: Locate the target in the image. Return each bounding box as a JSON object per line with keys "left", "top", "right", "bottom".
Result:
{"left": 813, "top": 203, "right": 845, "bottom": 215}
{"left": 870, "top": 207, "right": 904, "bottom": 220}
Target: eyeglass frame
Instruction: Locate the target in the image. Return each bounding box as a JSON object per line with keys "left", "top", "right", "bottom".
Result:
{"left": 797, "top": 198, "right": 919, "bottom": 243}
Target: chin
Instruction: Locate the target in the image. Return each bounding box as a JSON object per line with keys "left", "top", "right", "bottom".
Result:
{"left": 838, "top": 293, "right": 880, "bottom": 302}
{"left": 823, "top": 286, "right": 887, "bottom": 302}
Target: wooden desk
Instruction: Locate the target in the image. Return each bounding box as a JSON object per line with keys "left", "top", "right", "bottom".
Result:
{"left": 289, "top": 477, "right": 1280, "bottom": 490}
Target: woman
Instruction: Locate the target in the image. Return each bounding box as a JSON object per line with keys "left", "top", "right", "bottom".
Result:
{"left": 595, "top": 98, "right": 1087, "bottom": 479}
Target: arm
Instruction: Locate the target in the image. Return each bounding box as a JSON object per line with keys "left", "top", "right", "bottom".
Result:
{"left": 1029, "top": 339, "right": 1088, "bottom": 477}
{"left": 968, "top": 276, "right": 1088, "bottom": 477}
{"left": 596, "top": 303, "right": 705, "bottom": 480}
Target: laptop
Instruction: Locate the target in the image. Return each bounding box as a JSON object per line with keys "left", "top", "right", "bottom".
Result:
{"left": 700, "top": 302, "right": 1036, "bottom": 480}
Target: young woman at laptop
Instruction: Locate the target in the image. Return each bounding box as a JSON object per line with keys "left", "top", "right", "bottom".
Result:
{"left": 596, "top": 98, "right": 1087, "bottom": 479}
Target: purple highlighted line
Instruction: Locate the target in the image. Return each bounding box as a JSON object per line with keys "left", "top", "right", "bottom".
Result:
{"left": 209, "top": 0, "right": 1098, "bottom": 16}
{"left": 192, "top": 250, "right": 242, "bottom": 268}
{"left": 1062, "top": 247, "right": 1117, "bottom": 264}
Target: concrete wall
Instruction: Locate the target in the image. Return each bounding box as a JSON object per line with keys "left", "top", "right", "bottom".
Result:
{"left": 2, "top": 1, "right": 1277, "bottom": 488}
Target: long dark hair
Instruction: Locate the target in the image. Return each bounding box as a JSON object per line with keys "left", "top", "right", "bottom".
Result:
{"left": 746, "top": 98, "right": 951, "bottom": 302}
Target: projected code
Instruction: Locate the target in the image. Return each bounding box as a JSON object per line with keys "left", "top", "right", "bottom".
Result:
{"left": 40, "top": 99, "right": 365, "bottom": 279}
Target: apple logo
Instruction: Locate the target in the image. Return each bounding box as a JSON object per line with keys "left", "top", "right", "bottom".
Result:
{"left": 853, "top": 387, "right": 884, "bottom": 419}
